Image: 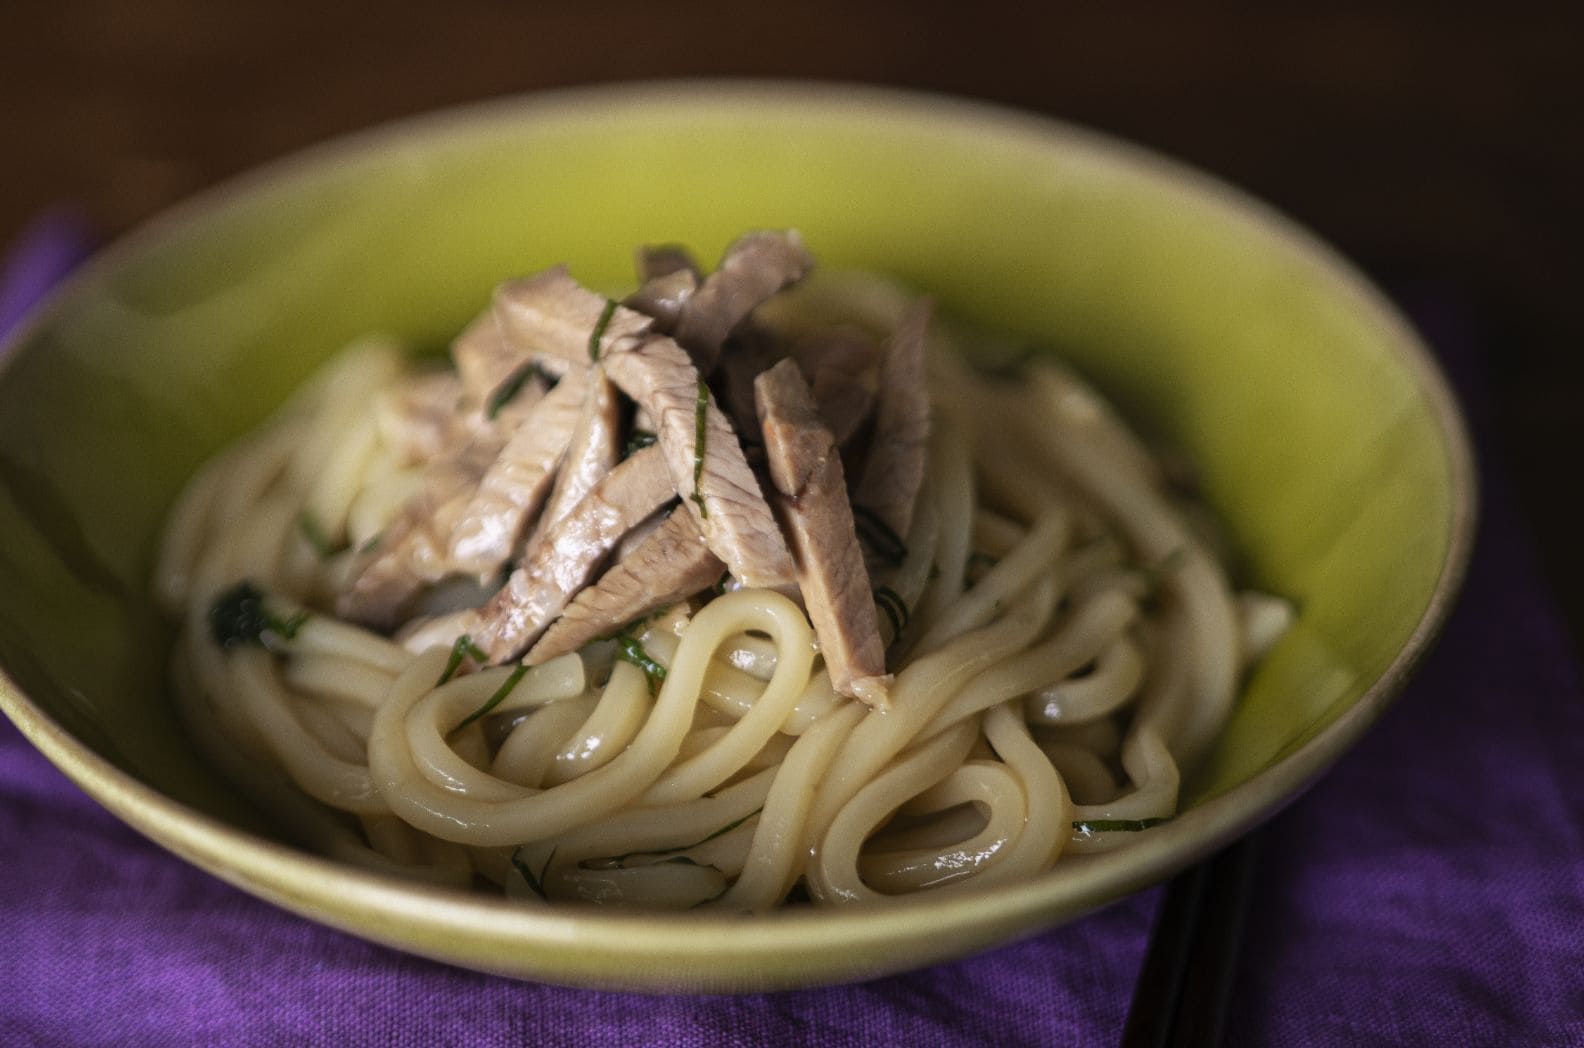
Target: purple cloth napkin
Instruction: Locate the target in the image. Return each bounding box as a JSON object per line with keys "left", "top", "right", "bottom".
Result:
{"left": 2, "top": 222, "right": 1580, "bottom": 1046}
{"left": 0, "top": 211, "right": 91, "bottom": 343}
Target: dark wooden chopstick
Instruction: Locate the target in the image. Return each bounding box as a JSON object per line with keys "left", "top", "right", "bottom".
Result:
{"left": 1119, "top": 836, "right": 1258, "bottom": 1047}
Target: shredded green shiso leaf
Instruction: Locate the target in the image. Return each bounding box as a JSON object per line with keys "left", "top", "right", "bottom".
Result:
{"left": 454, "top": 664, "right": 529, "bottom": 733}
{"left": 1071, "top": 817, "right": 1169, "bottom": 834}
{"left": 852, "top": 504, "right": 907, "bottom": 565}
{"left": 588, "top": 298, "right": 619, "bottom": 361}
{"left": 614, "top": 633, "right": 668, "bottom": 695}
{"left": 690, "top": 378, "right": 710, "bottom": 519}
{"left": 208, "top": 581, "right": 309, "bottom": 649}
{"left": 436, "top": 634, "right": 488, "bottom": 685}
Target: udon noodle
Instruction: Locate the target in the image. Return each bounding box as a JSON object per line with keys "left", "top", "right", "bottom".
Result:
{"left": 154, "top": 237, "right": 1290, "bottom": 910}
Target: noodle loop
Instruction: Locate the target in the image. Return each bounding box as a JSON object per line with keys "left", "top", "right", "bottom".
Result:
{"left": 154, "top": 260, "right": 1288, "bottom": 908}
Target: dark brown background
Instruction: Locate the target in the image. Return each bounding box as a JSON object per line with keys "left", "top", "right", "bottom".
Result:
{"left": 4, "top": 2, "right": 1580, "bottom": 640}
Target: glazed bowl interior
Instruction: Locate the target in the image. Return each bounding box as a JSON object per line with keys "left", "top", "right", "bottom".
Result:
{"left": 0, "top": 82, "right": 1472, "bottom": 991}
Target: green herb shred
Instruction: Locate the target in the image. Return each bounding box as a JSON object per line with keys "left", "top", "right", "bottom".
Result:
{"left": 588, "top": 297, "right": 619, "bottom": 361}
{"left": 488, "top": 362, "right": 558, "bottom": 420}
{"left": 436, "top": 634, "right": 488, "bottom": 685}
{"left": 453, "top": 664, "right": 528, "bottom": 733}
{"left": 615, "top": 633, "right": 669, "bottom": 695}
{"left": 510, "top": 845, "right": 557, "bottom": 900}
{"left": 693, "top": 806, "right": 762, "bottom": 847}
{"left": 873, "top": 585, "right": 910, "bottom": 639}
{"left": 488, "top": 367, "right": 528, "bottom": 420}
{"left": 690, "top": 378, "right": 710, "bottom": 518}
{"left": 851, "top": 504, "right": 907, "bottom": 565}
{"left": 1071, "top": 817, "right": 1169, "bottom": 834}
{"left": 601, "top": 806, "right": 764, "bottom": 865}
{"left": 208, "top": 580, "right": 310, "bottom": 649}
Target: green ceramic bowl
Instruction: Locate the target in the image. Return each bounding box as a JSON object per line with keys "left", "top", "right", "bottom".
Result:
{"left": 0, "top": 82, "right": 1474, "bottom": 991}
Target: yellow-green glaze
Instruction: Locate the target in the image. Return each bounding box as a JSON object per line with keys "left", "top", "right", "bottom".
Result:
{"left": 0, "top": 83, "right": 1475, "bottom": 991}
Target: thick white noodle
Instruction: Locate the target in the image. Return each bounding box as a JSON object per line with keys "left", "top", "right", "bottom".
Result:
{"left": 156, "top": 274, "right": 1281, "bottom": 907}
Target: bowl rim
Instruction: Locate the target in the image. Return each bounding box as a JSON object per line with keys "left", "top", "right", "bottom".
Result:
{"left": 0, "top": 78, "right": 1478, "bottom": 989}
